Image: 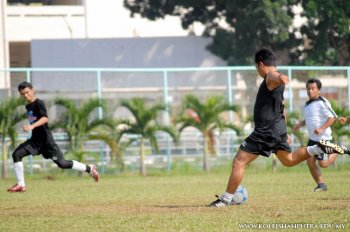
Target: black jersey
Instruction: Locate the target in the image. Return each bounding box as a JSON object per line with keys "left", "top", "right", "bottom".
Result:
{"left": 250, "top": 78, "right": 287, "bottom": 144}
{"left": 26, "top": 98, "right": 55, "bottom": 146}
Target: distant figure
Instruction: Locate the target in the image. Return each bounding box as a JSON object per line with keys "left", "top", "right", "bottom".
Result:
{"left": 8, "top": 81, "right": 99, "bottom": 193}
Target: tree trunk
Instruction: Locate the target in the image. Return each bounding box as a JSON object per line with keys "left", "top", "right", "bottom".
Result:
{"left": 203, "top": 135, "right": 209, "bottom": 172}
{"left": 2, "top": 140, "right": 8, "bottom": 179}
{"left": 140, "top": 138, "right": 146, "bottom": 176}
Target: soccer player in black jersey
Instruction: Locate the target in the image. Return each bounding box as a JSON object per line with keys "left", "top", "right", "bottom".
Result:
{"left": 208, "top": 48, "right": 349, "bottom": 207}
{"left": 7, "top": 82, "right": 99, "bottom": 193}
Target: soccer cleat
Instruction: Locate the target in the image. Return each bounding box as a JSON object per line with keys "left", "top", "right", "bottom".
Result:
{"left": 90, "top": 165, "right": 99, "bottom": 182}
{"left": 7, "top": 184, "right": 26, "bottom": 193}
{"left": 314, "top": 185, "right": 327, "bottom": 192}
{"left": 207, "top": 195, "right": 231, "bottom": 207}
{"left": 339, "top": 144, "right": 350, "bottom": 155}
{"left": 317, "top": 140, "right": 346, "bottom": 155}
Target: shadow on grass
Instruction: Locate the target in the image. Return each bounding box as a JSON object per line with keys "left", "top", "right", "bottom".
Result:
{"left": 152, "top": 205, "right": 208, "bottom": 209}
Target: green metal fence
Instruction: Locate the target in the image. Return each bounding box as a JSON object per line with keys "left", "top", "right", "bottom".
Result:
{"left": 1, "top": 66, "right": 350, "bottom": 174}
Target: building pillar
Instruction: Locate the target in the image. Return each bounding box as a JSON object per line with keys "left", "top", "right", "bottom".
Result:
{"left": 0, "top": 1, "right": 10, "bottom": 98}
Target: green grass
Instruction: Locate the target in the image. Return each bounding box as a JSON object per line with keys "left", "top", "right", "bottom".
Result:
{"left": 0, "top": 164, "right": 349, "bottom": 232}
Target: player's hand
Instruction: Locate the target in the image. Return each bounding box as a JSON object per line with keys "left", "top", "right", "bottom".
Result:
{"left": 287, "top": 134, "right": 292, "bottom": 145}
{"left": 293, "top": 123, "right": 301, "bottom": 132}
{"left": 338, "top": 117, "right": 347, "bottom": 124}
{"left": 314, "top": 128, "right": 323, "bottom": 135}
{"left": 23, "top": 124, "right": 33, "bottom": 132}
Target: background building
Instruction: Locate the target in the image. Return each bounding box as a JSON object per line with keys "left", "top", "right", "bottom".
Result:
{"left": 0, "top": 0, "right": 212, "bottom": 98}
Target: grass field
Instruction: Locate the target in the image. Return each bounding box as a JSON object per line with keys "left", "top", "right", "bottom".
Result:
{"left": 0, "top": 163, "right": 349, "bottom": 232}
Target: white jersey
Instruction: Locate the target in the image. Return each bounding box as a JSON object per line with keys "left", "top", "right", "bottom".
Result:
{"left": 304, "top": 96, "right": 337, "bottom": 141}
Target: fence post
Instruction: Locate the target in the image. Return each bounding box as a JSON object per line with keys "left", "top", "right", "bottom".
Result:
{"left": 348, "top": 68, "right": 350, "bottom": 112}
{"left": 227, "top": 69, "right": 233, "bottom": 122}
{"left": 25, "top": 69, "right": 34, "bottom": 175}
{"left": 227, "top": 69, "right": 235, "bottom": 157}
{"left": 96, "top": 70, "right": 105, "bottom": 174}
{"left": 288, "top": 68, "right": 293, "bottom": 112}
{"left": 163, "top": 70, "right": 171, "bottom": 172}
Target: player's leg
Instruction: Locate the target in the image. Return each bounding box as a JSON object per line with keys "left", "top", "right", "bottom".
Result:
{"left": 276, "top": 139, "right": 338, "bottom": 167}
{"left": 47, "top": 144, "right": 99, "bottom": 182}
{"left": 208, "top": 149, "right": 258, "bottom": 207}
{"left": 225, "top": 149, "right": 258, "bottom": 194}
{"left": 275, "top": 147, "right": 311, "bottom": 167}
{"left": 318, "top": 153, "right": 337, "bottom": 168}
{"left": 8, "top": 144, "right": 33, "bottom": 192}
{"left": 306, "top": 156, "right": 327, "bottom": 191}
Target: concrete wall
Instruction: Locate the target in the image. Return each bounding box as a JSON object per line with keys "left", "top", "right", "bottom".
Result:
{"left": 30, "top": 36, "right": 226, "bottom": 94}
{"left": 31, "top": 36, "right": 225, "bottom": 68}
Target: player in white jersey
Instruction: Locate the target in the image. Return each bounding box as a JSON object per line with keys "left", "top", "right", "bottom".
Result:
{"left": 294, "top": 78, "right": 338, "bottom": 192}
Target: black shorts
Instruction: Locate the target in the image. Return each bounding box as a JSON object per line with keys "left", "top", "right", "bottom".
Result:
{"left": 20, "top": 140, "right": 64, "bottom": 161}
{"left": 239, "top": 134, "right": 292, "bottom": 157}
{"left": 307, "top": 139, "right": 331, "bottom": 161}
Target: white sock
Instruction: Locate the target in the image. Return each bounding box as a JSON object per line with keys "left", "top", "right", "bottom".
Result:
{"left": 14, "top": 162, "right": 25, "bottom": 186}
{"left": 72, "top": 160, "right": 87, "bottom": 172}
{"left": 307, "top": 145, "right": 324, "bottom": 156}
{"left": 221, "top": 192, "right": 234, "bottom": 202}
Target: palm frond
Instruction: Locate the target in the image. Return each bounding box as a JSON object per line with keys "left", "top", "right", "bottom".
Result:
{"left": 79, "top": 98, "right": 105, "bottom": 119}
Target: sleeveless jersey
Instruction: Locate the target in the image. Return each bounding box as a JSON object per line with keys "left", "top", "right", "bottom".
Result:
{"left": 250, "top": 78, "right": 287, "bottom": 144}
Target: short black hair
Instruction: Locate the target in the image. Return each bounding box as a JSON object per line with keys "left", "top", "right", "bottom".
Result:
{"left": 254, "top": 48, "right": 276, "bottom": 67}
{"left": 18, "top": 81, "right": 33, "bottom": 91}
{"left": 306, "top": 78, "right": 322, "bottom": 89}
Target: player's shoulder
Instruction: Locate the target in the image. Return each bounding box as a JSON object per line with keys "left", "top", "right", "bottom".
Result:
{"left": 305, "top": 96, "right": 326, "bottom": 106}
{"left": 319, "top": 96, "right": 330, "bottom": 103}
{"left": 35, "top": 98, "right": 44, "bottom": 103}
{"left": 34, "top": 98, "right": 47, "bottom": 107}
{"left": 266, "top": 71, "right": 288, "bottom": 85}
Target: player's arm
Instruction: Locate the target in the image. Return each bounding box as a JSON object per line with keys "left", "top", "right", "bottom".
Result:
{"left": 293, "top": 120, "right": 305, "bottom": 132}
{"left": 282, "top": 102, "right": 292, "bottom": 144}
{"left": 314, "top": 117, "right": 336, "bottom": 135}
{"left": 266, "top": 71, "right": 289, "bottom": 90}
{"left": 338, "top": 116, "right": 350, "bottom": 124}
{"left": 23, "top": 116, "right": 48, "bottom": 132}
{"left": 23, "top": 99, "right": 49, "bottom": 132}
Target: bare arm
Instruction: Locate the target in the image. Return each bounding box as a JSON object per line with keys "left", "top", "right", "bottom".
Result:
{"left": 283, "top": 104, "right": 292, "bottom": 144}
{"left": 23, "top": 116, "right": 48, "bottom": 132}
{"left": 338, "top": 116, "right": 350, "bottom": 124}
{"left": 314, "top": 117, "right": 336, "bottom": 135}
{"left": 293, "top": 120, "right": 305, "bottom": 132}
{"left": 266, "top": 71, "right": 289, "bottom": 91}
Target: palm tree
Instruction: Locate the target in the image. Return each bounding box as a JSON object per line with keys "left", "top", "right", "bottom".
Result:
{"left": 119, "top": 98, "right": 178, "bottom": 176}
{"left": 286, "top": 111, "right": 308, "bottom": 147}
{"left": 89, "top": 123, "right": 135, "bottom": 171}
{"left": 176, "top": 94, "right": 241, "bottom": 172}
{"left": 0, "top": 97, "right": 26, "bottom": 179}
{"left": 52, "top": 98, "right": 115, "bottom": 165}
{"left": 329, "top": 100, "right": 350, "bottom": 142}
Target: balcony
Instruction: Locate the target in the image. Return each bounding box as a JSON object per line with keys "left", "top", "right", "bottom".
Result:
{"left": 6, "top": 5, "right": 86, "bottom": 41}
